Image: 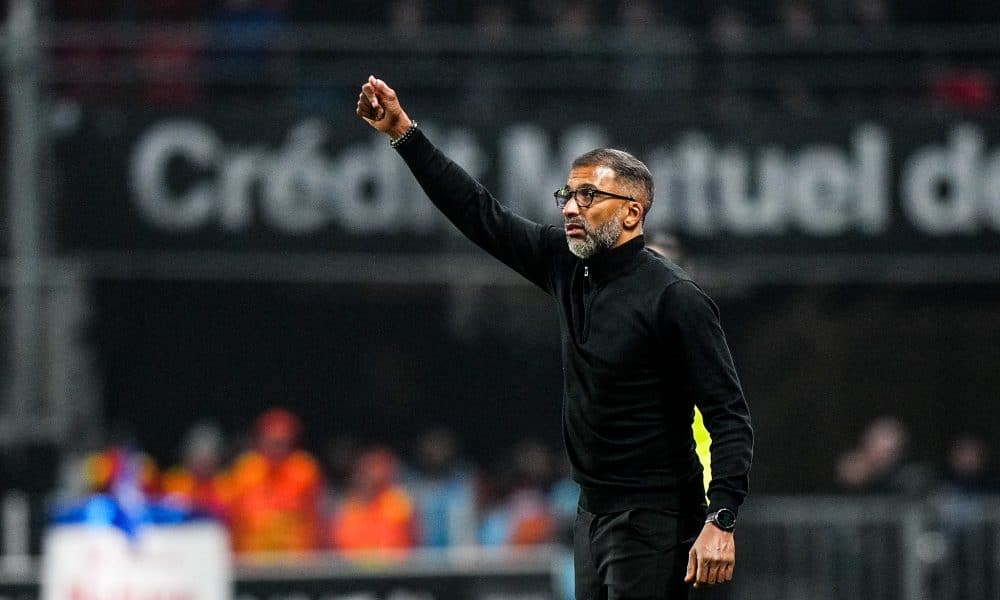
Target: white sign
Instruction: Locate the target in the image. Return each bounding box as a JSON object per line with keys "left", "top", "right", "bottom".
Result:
{"left": 127, "top": 119, "right": 1000, "bottom": 238}
{"left": 41, "top": 523, "right": 231, "bottom": 600}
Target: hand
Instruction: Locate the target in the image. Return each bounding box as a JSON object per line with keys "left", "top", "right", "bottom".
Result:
{"left": 356, "top": 75, "right": 413, "bottom": 139}
{"left": 684, "top": 523, "right": 736, "bottom": 588}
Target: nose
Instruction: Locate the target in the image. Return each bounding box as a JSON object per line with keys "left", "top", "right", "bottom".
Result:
{"left": 561, "top": 195, "right": 580, "bottom": 219}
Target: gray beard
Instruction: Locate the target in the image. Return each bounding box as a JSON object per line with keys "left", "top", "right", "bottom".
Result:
{"left": 566, "top": 212, "right": 624, "bottom": 259}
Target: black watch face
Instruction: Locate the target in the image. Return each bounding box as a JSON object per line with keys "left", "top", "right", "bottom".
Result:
{"left": 715, "top": 509, "right": 736, "bottom": 530}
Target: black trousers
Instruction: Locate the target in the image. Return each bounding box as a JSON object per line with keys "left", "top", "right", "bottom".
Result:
{"left": 574, "top": 506, "right": 703, "bottom": 600}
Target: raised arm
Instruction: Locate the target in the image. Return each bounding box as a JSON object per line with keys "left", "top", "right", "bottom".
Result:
{"left": 356, "top": 76, "right": 560, "bottom": 292}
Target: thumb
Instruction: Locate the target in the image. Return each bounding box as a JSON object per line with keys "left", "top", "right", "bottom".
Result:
{"left": 684, "top": 548, "right": 697, "bottom": 583}
{"left": 374, "top": 78, "right": 398, "bottom": 104}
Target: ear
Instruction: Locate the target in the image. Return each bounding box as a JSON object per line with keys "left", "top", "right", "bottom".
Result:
{"left": 623, "top": 201, "right": 644, "bottom": 230}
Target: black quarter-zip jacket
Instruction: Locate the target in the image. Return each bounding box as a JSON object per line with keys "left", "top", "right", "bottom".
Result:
{"left": 397, "top": 129, "right": 753, "bottom": 516}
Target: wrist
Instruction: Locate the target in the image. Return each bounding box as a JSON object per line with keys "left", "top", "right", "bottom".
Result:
{"left": 387, "top": 116, "right": 414, "bottom": 140}
{"left": 389, "top": 120, "right": 418, "bottom": 148}
{"left": 705, "top": 508, "right": 737, "bottom": 532}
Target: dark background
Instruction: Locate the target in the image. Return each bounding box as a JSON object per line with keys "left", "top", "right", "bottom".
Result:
{"left": 94, "top": 278, "right": 1000, "bottom": 493}
{"left": 6, "top": 0, "right": 1000, "bottom": 504}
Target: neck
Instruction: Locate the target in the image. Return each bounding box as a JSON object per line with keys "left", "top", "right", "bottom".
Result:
{"left": 614, "top": 226, "right": 643, "bottom": 248}
{"left": 584, "top": 235, "right": 645, "bottom": 284}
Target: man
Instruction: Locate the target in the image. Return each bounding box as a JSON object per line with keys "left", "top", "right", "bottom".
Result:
{"left": 357, "top": 75, "right": 753, "bottom": 598}
{"left": 228, "top": 408, "right": 323, "bottom": 553}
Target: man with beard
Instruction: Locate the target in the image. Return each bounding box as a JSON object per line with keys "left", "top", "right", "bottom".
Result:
{"left": 357, "top": 76, "right": 753, "bottom": 599}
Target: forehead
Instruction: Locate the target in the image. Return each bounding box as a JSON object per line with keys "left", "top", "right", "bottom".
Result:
{"left": 567, "top": 164, "right": 618, "bottom": 189}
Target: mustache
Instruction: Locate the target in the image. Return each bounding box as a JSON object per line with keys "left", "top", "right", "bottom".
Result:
{"left": 565, "top": 218, "right": 588, "bottom": 230}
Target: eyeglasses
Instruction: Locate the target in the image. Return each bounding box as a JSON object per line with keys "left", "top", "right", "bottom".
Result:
{"left": 554, "top": 185, "right": 634, "bottom": 209}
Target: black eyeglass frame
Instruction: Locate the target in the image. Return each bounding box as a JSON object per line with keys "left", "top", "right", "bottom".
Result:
{"left": 553, "top": 185, "right": 634, "bottom": 209}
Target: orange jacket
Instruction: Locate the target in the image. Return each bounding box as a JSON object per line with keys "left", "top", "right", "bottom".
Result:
{"left": 228, "top": 450, "right": 323, "bottom": 553}
{"left": 330, "top": 486, "right": 416, "bottom": 551}
{"left": 161, "top": 467, "right": 233, "bottom": 520}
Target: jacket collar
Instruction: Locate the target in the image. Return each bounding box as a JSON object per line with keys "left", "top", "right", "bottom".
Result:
{"left": 582, "top": 235, "right": 645, "bottom": 285}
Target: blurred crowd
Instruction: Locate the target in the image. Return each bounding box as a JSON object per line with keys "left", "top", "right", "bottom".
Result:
{"left": 0, "top": 406, "right": 996, "bottom": 557}
{"left": 43, "top": 0, "right": 998, "bottom": 114}
{"left": 52, "top": 408, "right": 578, "bottom": 555}
{"left": 34, "top": 407, "right": 999, "bottom": 557}
{"left": 835, "top": 415, "right": 999, "bottom": 497}
{"left": 50, "top": 0, "right": 1000, "bottom": 28}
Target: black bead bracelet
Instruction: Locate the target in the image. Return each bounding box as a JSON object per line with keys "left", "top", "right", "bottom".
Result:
{"left": 390, "top": 121, "right": 419, "bottom": 148}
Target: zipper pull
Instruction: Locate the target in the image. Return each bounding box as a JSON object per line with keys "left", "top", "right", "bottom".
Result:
{"left": 584, "top": 265, "right": 590, "bottom": 278}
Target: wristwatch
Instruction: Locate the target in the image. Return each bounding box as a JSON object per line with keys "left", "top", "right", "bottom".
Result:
{"left": 705, "top": 508, "right": 737, "bottom": 531}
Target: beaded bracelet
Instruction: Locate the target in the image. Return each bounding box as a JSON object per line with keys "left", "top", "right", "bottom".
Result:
{"left": 390, "top": 121, "right": 419, "bottom": 148}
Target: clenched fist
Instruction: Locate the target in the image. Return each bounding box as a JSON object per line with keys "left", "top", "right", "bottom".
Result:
{"left": 356, "top": 75, "right": 413, "bottom": 139}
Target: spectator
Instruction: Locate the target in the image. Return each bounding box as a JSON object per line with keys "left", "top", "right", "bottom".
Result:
{"left": 479, "top": 440, "right": 556, "bottom": 547}
{"left": 858, "top": 416, "right": 910, "bottom": 491}
{"left": 942, "top": 435, "right": 996, "bottom": 494}
{"left": 228, "top": 408, "right": 323, "bottom": 553}
{"left": 835, "top": 416, "right": 929, "bottom": 495}
{"left": 834, "top": 449, "right": 870, "bottom": 492}
{"left": 66, "top": 426, "right": 162, "bottom": 536}
{"left": 83, "top": 441, "right": 159, "bottom": 497}
{"left": 406, "top": 428, "right": 477, "bottom": 547}
{"left": 329, "top": 447, "right": 417, "bottom": 552}
{"left": 936, "top": 434, "right": 997, "bottom": 599}
{"left": 161, "top": 422, "right": 231, "bottom": 520}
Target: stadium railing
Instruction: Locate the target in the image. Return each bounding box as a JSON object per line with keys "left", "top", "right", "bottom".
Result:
{"left": 2, "top": 493, "right": 999, "bottom": 599}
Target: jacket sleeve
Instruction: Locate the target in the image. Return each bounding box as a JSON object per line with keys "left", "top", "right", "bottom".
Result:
{"left": 660, "top": 280, "right": 754, "bottom": 516}
{"left": 395, "top": 128, "right": 560, "bottom": 293}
